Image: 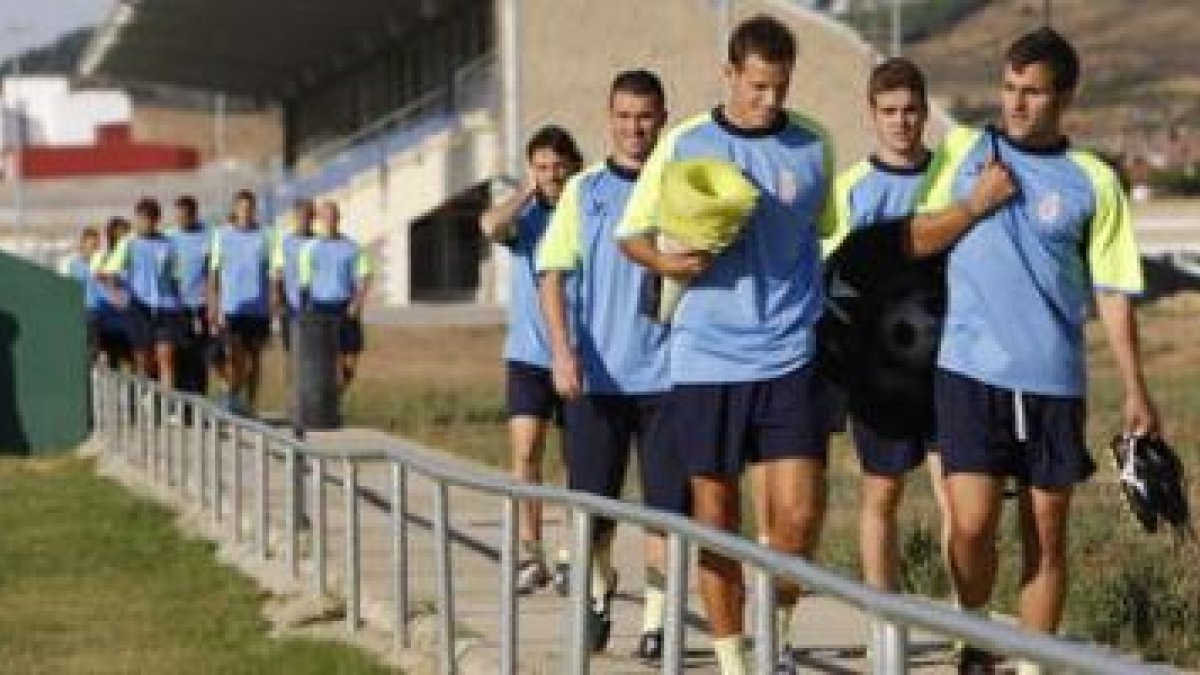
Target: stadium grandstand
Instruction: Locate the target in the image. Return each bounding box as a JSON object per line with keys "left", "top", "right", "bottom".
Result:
{"left": 76, "top": 0, "right": 928, "bottom": 310}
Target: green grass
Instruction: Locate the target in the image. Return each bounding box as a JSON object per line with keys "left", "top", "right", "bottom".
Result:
{"left": 0, "top": 456, "right": 394, "bottom": 675}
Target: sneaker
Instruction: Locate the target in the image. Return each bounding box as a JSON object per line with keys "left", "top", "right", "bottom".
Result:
{"left": 634, "top": 629, "right": 663, "bottom": 662}
{"left": 515, "top": 559, "right": 550, "bottom": 596}
{"left": 957, "top": 646, "right": 998, "bottom": 675}
{"left": 553, "top": 560, "right": 571, "bottom": 597}
{"left": 588, "top": 571, "right": 618, "bottom": 653}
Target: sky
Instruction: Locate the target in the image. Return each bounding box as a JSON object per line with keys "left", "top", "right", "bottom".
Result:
{"left": 0, "top": 0, "right": 110, "bottom": 61}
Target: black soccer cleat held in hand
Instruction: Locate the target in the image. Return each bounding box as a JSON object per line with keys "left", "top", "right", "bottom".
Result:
{"left": 1110, "top": 434, "right": 1194, "bottom": 538}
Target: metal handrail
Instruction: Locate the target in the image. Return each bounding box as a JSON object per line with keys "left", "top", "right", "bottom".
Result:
{"left": 90, "top": 368, "right": 1164, "bottom": 675}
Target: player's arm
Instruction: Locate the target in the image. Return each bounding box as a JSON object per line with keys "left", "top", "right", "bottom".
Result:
{"left": 1082, "top": 154, "right": 1160, "bottom": 435}
{"left": 348, "top": 248, "right": 372, "bottom": 319}
{"left": 906, "top": 156, "right": 1015, "bottom": 258}
{"left": 480, "top": 181, "right": 536, "bottom": 243}
{"left": 536, "top": 176, "right": 584, "bottom": 399}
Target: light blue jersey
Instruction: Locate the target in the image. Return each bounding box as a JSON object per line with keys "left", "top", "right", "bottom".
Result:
{"left": 62, "top": 255, "right": 104, "bottom": 312}
{"left": 211, "top": 224, "right": 272, "bottom": 318}
{"left": 102, "top": 232, "right": 182, "bottom": 311}
{"left": 538, "top": 160, "right": 668, "bottom": 394}
{"left": 618, "top": 108, "right": 835, "bottom": 385}
{"left": 168, "top": 223, "right": 211, "bottom": 310}
{"left": 503, "top": 199, "right": 554, "bottom": 369}
{"left": 922, "top": 126, "right": 1143, "bottom": 396}
{"left": 822, "top": 154, "right": 933, "bottom": 253}
{"left": 298, "top": 234, "right": 371, "bottom": 305}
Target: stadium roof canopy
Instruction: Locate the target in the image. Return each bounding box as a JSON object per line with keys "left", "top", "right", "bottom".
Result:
{"left": 79, "top": 0, "right": 460, "bottom": 98}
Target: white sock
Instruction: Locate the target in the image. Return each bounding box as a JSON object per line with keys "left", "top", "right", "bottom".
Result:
{"left": 643, "top": 567, "right": 666, "bottom": 633}
{"left": 713, "top": 635, "right": 748, "bottom": 675}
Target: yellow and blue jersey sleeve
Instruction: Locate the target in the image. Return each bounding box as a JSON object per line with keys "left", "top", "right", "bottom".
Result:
{"left": 616, "top": 114, "right": 709, "bottom": 239}
{"left": 101, "top": 236, "right": 131, "bottom": 274}
{"left": 355, "top": 248, "right": 372, "bottom": 279}
{"left": 536, "top": 171, "right": 587, "bottom": 272}
{"left": 918, "top": 126, "right": 983, "bottom": 213}
{"left": 1070, "top": 151, "right": 1143, "bottom": 294}
{"left": 819, "top": 160, "right": 872, "bottom": 257}
{"left": 208, "top": 229, "right": 223, "bottom": 272}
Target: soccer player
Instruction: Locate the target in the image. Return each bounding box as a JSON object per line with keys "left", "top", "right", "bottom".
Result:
{"left": 94, "top": 217, "right": 134, "bottom": 370}
{"left": 101, "top": 198, "right": 183, "bottom": 388}
{"left": 822, "top": 57, "right": 1015, "bottom": 666}
{"left": 616, "top": 17, "right": 834, "bottom": 673}
{"left": 61, "top": 227, "right": 103, "bottom": 362}
{"left": 297, "top": 201, "right": 371, "bottom": 390}
{"left": 272, "top": 198, "right": 315, "bottom": 354}
{"left": 169, "top": 195, "right": 212, "bottom": 396}
{"left": 537, "top": 70, "right": 687, "bottom": 659}
{"left": 208, "top": 189, "right": 273, "bottom": 415}
{"left": 480, "top": 125, "right": 582, "bottom": 596}
{"left": 919, "top": 28, "right": 1159, "bottom": 673}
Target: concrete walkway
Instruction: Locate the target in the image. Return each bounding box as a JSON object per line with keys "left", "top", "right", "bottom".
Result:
{"left": 99, "top": 420, "right": 958, "bottom": 673}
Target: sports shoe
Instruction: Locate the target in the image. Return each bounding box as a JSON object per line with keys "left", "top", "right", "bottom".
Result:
{"left": 588, "top": 570, "right": 618, "bottom": 653}
{"left": 774, "top": 643, "right": 801, "bottom": 674}
{"left": 634, "top": 629, "right": 663, "bottom": 662}
{"left": 515, "top": 559, "right": 550, "bottom": 596}
{"left": 957, "top": 646, "right": 998, "bottom": 674}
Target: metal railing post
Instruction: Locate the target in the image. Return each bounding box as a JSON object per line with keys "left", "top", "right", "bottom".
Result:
{"left": 662, "top": 533, "right": 689, "bottom": 674}
{"left": 433, "top": 480, "right": 455, "bottom": 675}
{"left": 312, "top": 456, "right": 327, "bottom": 595}
{"left": 210, "top": 417, "right": 222, "bottom": 524}
{"left": 567, "top": 511, "right": 595, "bottom": 675}
{"left": 391, "top": 463, "right": 411, "bottom": 649}
{"left": 231, "top": 425, "right": 243, "bottom": 542}
{"left": 177, "top": 400, "right": 188, "bottom": 496}
{"left": 499, "top": 496, "right": 517, "bottom": 675}
{"left": 754, "top": 568, "right": 777, "bottom": 674}
{"left": 195, "top": 403, "right": 207, "bottom": 508}
{"left": 874, "top": 621, "right": 910, "bottom": 675}
{"left": 285, "top": 446, "right": 298, "bottom": 577}
{"left": 344, "top": 459, "right": 361, "bottom": 632}
{"left": 256, "top": 431, "right": 269, "bottom": 561}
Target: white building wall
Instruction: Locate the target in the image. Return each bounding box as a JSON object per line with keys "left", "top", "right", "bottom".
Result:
{"left": 1, "top": 76, "right": 132, "bottom": 150}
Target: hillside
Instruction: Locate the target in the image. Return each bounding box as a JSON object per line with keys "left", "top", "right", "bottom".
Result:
{"left": 905, "top": 0, "right": 1199, "bottom": 145}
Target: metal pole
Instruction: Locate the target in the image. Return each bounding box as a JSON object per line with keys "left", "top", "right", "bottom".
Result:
{"left": 754, "top": 568, "right": 777, "bottom": 674}
{"left": 211, "top": 417, "right": 222, "bottom": 524}
{"left": 662, "top": 533, "right": 689, "bottom": 674}
{"left": 392, "top": 463, "right": 411, "bottom": 649}
{"left": 433, "top": 481, "right": 455, "bottom": 675}
{"left": 875, "top": 621, "right": 911, "bottom": 675}
{"left": 313, "top": 456, "right": 327, "bottom": 595}
{"left": 231, "top": 425, "right": 243, "bottom": 542}
{"left": 499, "top": 0, "right": 522, "bottom": 181}
{"left": 257, "top": 432, "right": 269, "bottom": 561}
{"left": 11, "top": 42, "right": 25, "bottom": 231}
{"left": 890, "top": 0, "right": 902, "bottom": 56}
{"left": 567, "top": 510, "right": 594, "bottom": 675}
{"left": 285, "top": 446, "right": 298, "bottom": 577}
{"left": 499, "top": 497, "right": 518, "bottom": 675}
{"left": 195, "top": 403, "right": 207, "bottom": 507}
{"left": 344, "top": 459, "right": 361, "bottom": 632}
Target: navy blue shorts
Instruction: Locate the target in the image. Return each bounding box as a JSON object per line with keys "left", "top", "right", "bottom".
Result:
{"left": 934, "top": 369, "right": 1093, "bottom": 488}
{"left": 563, "top": 394, "right": 689, "bottom": 516}
{"left": 852, "top": 418, "right": 932, "bottom": 477}
{"left": 125, "top": 303, "right": 184, "bottom": 350}
{"left": 505, "top": 360, "right": 561, "bottom": 421}
{"left": 311, "top": 302, "right": 365, "bottom": 355}
{"left": 225, "top": 314, "right": 271, "bottom": 349}
{"left": 668, "top": 363, "right": 831, "bottom": 478}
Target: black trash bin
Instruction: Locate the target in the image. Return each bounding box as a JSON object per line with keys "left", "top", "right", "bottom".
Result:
{"left": 291, "top": 312, "right": 341, "bottom": 431}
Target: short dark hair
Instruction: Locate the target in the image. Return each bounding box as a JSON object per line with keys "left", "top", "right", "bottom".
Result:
{"left": 106, "top": 217, "right": 131, "bottom": 244}
{"left": 234, "top": 189, "right": 257, "bottom": 204}
{"left": 175, "top": 195, "right": 198, "bottom": 216}
{"left": 868, "top": 57, "right": 927, "bottom": 107}
{"left": 1006, "top": 27, "right": 1079, "bottom": 92}
{"left": 525, "top": 125, "right": 583, "bottom": 169}
{"left": 135, "top": 197, "right": 161, "bottom": 221}
{"left": 728, "top": 15, "right": 796, "bottom": 67}
{"left": 610, "top": 69, "right": 666, "bottom": 106}
{"left": 79, "top": 226, "right": 100, "bottom": 241}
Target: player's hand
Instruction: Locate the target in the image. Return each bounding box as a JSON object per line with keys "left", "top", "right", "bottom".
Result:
{"left": 967, "top": 155, "right": 1017, "bottom": 218}
{"left": 346, "top": 302, "right": 363, "bottom": 319}
{"left": 551, "top": 350, "right": 583, "bottom": 401}
{"left": 659, "top": 250, "right": 712, "bottom": 281}
{"left": 1123, "top": 391, "right": 1161, "bottom": 437}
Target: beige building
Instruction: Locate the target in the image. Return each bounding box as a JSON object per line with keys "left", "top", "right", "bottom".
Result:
{"left": 81, "top": 0, "right": 902, "bottom": 311}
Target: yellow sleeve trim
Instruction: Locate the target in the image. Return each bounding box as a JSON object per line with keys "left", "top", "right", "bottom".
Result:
{"left": 536, "top": 164, "right": 600, "bottom": 272}
{"left": 820, "top": 160, "right": 872, "bottom": 257}
{"left": 1069, "top": 150, "right": 1143, "bottom": 294}
{"left": 919, "top": 126, "right": 982, "bottom": 213}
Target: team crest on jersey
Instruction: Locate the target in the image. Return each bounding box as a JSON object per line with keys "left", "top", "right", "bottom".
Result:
{"left": 777, "top": 170, "right": 798, "bottom": 202}
{"left": 1037, "top": 191, "right": 1063, "bottom": 224}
